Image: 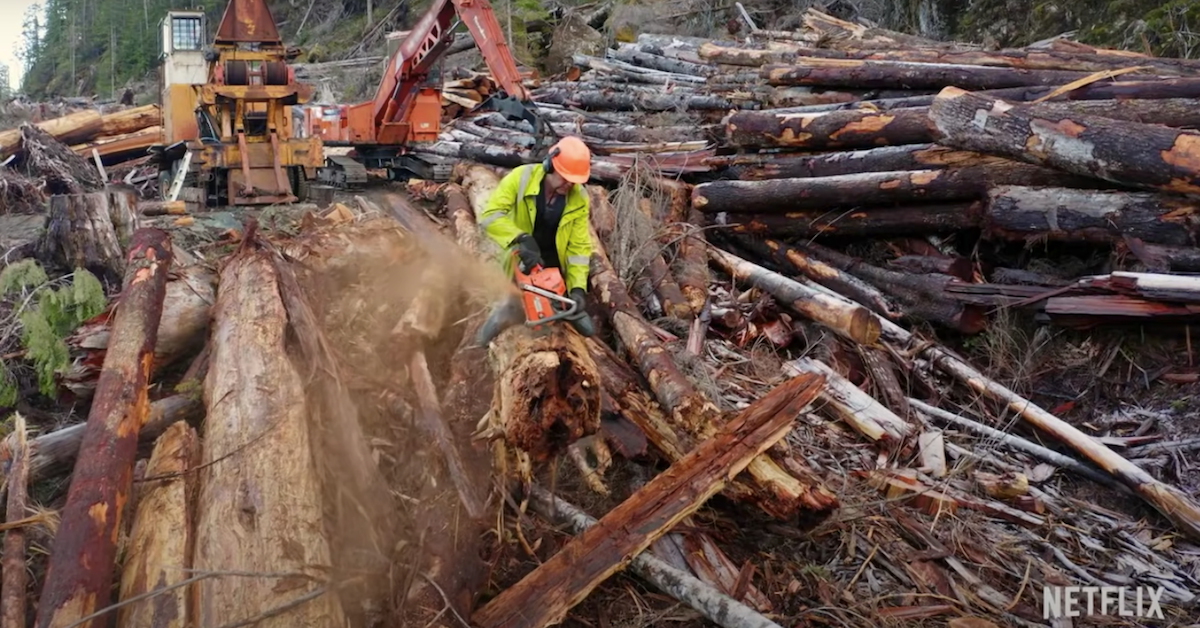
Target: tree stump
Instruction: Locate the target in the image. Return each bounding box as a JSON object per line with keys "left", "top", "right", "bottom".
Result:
{"left": 38, "top": 187, "right": 142, "bottom": 283}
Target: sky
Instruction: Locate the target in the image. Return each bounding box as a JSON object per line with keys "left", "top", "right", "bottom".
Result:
{"left": 0, "top": 0, "right": 42, "bottom": 92}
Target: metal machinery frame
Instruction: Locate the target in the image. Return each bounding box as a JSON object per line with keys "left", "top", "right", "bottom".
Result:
{"left": 152, "top": 0, "right": 324, "bottom": 207}
{"left": 305, "top": 0, "right": 551, "bottom": 188}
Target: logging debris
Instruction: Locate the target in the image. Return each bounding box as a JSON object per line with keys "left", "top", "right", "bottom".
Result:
{"left": 4, "top": 8, "right": 1200, "bottom": 628}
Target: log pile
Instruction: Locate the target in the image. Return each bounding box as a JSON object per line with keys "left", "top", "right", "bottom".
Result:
{"left": 4, "top": 9, "right": 1200, "bottom": 628}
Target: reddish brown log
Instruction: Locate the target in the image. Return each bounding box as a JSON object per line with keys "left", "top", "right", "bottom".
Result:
{"left": 708, "top": 202, "right": 983, "bottom": 238}
{"left": 761, "top": 58, "right": 1108, "bottom": 91}
{"left": 1043, "top": 295, "right": 1200, "bottom": 326}
{"left": 691, "top": 164, "right": 1094, "bottom": 214}
{"left": 470, "top": 373, "right": 825, "bottom": 628}
{"left": 930, "top": 86, "right": 1200, "bottom": 197}
{"left": 985, "top": 185, "right": 1200, "bottom": 246}
{"left": 724, "top": 107, "right": 933, "bottom": 150}
{"left": 35, "top": 228, "right": 172, "bottom": 628}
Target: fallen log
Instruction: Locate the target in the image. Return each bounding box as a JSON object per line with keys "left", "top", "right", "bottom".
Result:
{"left": 801, "top": 8, "right": 960, "bottom": 50}
{"left": 34, "top": 228, "right": 173, "bottom": 628}
{"left": 984, "top": 185, "right": 1200, "bottom": 246}
{"left": 708, "top": 202, "right": 984, "bottom": 238}
{"left": 116, "top": 421, "right": 199, "bottom": 628}
{"left": 471, "top": 373, "right": 824, "bottom": 628}
{"left": 692, "top": 164, "right": 1090, "bottom": 214}
{"left": 724, "top": 235, "right": 901, "bottom": 319}
{"left": 713, "top": 144, "right": 1003, "bottom": 180}
{"left": 784, "top": 357, "right": 912, "bottom": 442}
{"left": 589, "top": 222, "right": 837, "bottom": 518}
{"left": 535, "top": 87, "right": 752, "bottom": 111}
{"left": 761, "top": 58, "right": 1109, "bottom": 91}
{"left": 0, "top": 104, "right": 161, "bottom": 160}
{"left": 191, "top": 236, "right": 345, "bottom": 627}
{"left": 633, "top": 197, "right": 692, "bottom": 319}
{"left": 527, "top": 485, "right": 784, "bottom": 628}
{"left": 38, "top": 187, "right": 141, "bottom": 283}
{"left": 63, "top": 263, "right": 216, "bottom": 398}
{"left": 699, "top": 42, "right": 1200, "bottom": 75}
{"left": 2, "top": 415, "right": 29, "bottom": 628}
{"left": 707, "top": 247, "right": 880, "bottom": 344}
{"left": 71, "top": 126, "right": 161, "bottom": 165}
{"left": 888, "top": 255, "right": 974, "bottom": 280}
{"left": 0, "top": 394, "right": 202, "bottom": 484}
{"left": 658, "top": 178, "right": 709, "bottom": 314}
{"left": 724, "top": 107, "right": 933, "bottom": 150}
{"left": 929, "top": 86, "right": 1200, "bottom": 198}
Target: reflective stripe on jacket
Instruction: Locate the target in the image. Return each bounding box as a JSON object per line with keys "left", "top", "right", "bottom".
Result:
{"left": 478, "top": 163, "right": 593, "bottom": 292}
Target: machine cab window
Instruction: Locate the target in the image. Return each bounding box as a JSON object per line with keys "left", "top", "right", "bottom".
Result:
{"left": 171, "top": 15, "right": 204, "bottom": 51}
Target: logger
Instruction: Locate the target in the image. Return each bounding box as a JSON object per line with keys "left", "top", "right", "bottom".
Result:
{"left": 150, "top": 0, "right": 324, "bottom": 207}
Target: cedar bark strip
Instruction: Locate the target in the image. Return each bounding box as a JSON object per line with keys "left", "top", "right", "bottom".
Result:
{"left": 2, "top": 414, "right": 29, "bottom": 628}
{"left": 191, "top": 241, "right": 344, "bottom": 627}
{"left": 590, "top": 223, "right": 837, "bottom": 518}
{"left": 692, "top": 164, "right": 1089, "bottom": 214}
{"left": 471, "top": 373, "right": 825, "bottom": 628}
{"left": 117, "top": 421, "right": 199, "bottom": 628}
{"left": 707, "top": 247, "right": 880, "bottom": 344}
{"left": 761, "top": 58, "right": 1106, "bottom": 91}
{"left": 929, "top": 86, "right": 1200, "bottom": 197}
{"left": 34, "top": 228, "right": 172, "bottom": 628}
{"left": 984, "top": 185, "right": 1200, "bottom": 246}
{"left": 724, "top": 107, "right": 932, "bottom": 150}
{"left": 709, "top": 202, "right": 983, "bottom": 237}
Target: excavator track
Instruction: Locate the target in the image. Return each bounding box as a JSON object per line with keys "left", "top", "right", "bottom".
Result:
{"left": 317, "top": 155, "right": 370, "bottom": 189}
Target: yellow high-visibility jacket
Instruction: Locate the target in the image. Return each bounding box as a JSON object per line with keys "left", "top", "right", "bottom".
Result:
{"left": 478, "top": 163, "right": 593, "bottom": 292}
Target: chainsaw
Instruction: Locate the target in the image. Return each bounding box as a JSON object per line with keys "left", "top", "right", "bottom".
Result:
{"left": 475, "top": 251, "right": 581, "bottom": 346}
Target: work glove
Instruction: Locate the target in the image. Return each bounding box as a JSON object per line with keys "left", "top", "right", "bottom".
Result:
{"left": 512, "top": 233, "right": 542, "bottom": 272}
{"left": 567, "top": 288, "right": 595, "bottom": 337}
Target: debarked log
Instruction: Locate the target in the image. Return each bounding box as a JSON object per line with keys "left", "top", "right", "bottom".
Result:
{"left": 191, "top": 241, "right": 345, "bottom": 627}
{"left": 984, "top": 185, "right": 1200, "bottom": 246}
{"left": 34, "top": 228, "right": 173, "bottom": 628}
{"left": 707, "top": 202, "right": 984, "bottom": 238}
{"left": 929, "top": 86, "right": 1200, "bottom": 198}
{"left": 760, "top": 58, "right": 1110, "bottom": 91}
{"left": 691, "top": 164, "right": 1094, "bottom": 214}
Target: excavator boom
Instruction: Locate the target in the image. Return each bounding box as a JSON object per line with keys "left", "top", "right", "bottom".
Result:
{"left": 309, "top": 0, "right": 553, "bottom": 186}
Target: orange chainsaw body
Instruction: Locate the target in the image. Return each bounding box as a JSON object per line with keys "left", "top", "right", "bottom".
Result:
{"left": 512, "top": 252, "right": 578, "bottom": 331}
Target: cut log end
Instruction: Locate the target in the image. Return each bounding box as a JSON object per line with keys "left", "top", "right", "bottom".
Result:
{"left": 490, "top": 321, "right": 603, "bottom": 462}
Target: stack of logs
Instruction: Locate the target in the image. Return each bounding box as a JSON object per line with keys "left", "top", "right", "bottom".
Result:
{"left": 413, "top": 8, "right": 1200, "bottom": 330}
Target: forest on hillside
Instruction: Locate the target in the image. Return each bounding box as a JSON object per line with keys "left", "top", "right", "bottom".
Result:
{"left": 12, "top": 0, "right": 1200, "bottom": 100}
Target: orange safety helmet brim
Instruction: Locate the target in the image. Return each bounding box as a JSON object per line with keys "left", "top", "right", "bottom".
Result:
{"left": 549, "top": 136, "right": 591, "bottom": 184}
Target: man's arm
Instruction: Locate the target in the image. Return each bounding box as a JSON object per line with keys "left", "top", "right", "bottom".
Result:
{"left": 478, "top": 166, "right": 527, "bottom": 248}
{"left": 562, "top": 195, "right": 593, "bottom": 293}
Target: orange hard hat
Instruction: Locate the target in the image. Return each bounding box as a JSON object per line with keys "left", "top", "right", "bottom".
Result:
{"left": 549, "top": 136, "right": 591, "bottom": 184}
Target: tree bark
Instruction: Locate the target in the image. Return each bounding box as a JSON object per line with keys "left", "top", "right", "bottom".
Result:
{"left": 117, "top": 421, "right": 199, "bottom": 628}
{"left": 984, "top": 185, "right": 1200, "bottom": 246}
{"left": 2, "top": 415, "right": 30, "bottom": 628}
{"left": 713, "top": 144, "right": 1001, "bottom": 180}
{"left": 62, "top": 264, "right": 216, "bottom": 399}
{"left": 708, "top": 202, "right": 983, "bottom": 238}
{"left": 191, "top": 240, "right": 345, "bottom": 628}
{"left": 585, "top": 338, "right": 692, "bottom": 462}
{"left": 929, "top": 86, "right": 1200, "bottom": 197}
{"left": 761, "top": 58, "right": 1107, "bottom": 91}
{"left": 590, "top": 223, "right": 837, "bottom": 518}
{"left": 656, "top": 178, "right": 710, "bottom": 313}
{"left": 34, "top": 228, "right": 172, "bottom": 628}
{"left": 535, "top": 87, "right": 753, "bottom": 112}
{"left": 634, "top": 197, "right": 692, "bottom": 319}
{"left": 724, "top": 107, "right": 933, "bottom": 150}
{"left": 692, "top": 164, "right": 1093, "bottom": 214}
{"left": 38, "top": 188, "right": 142, "bottom": 283}
{"left": 471, "top": 373, "right": 824, "bottom": 628}
{"left": 705, "top": 42, "right": 1200, "bottom": 76}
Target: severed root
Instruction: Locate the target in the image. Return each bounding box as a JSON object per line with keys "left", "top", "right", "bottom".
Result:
{"left": 568, "top": 435, "right": 613, "bottom": 496}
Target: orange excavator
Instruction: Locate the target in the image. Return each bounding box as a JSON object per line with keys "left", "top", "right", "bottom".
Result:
{"left": 307, "top": 0, "right": 555, "bottom": 187}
